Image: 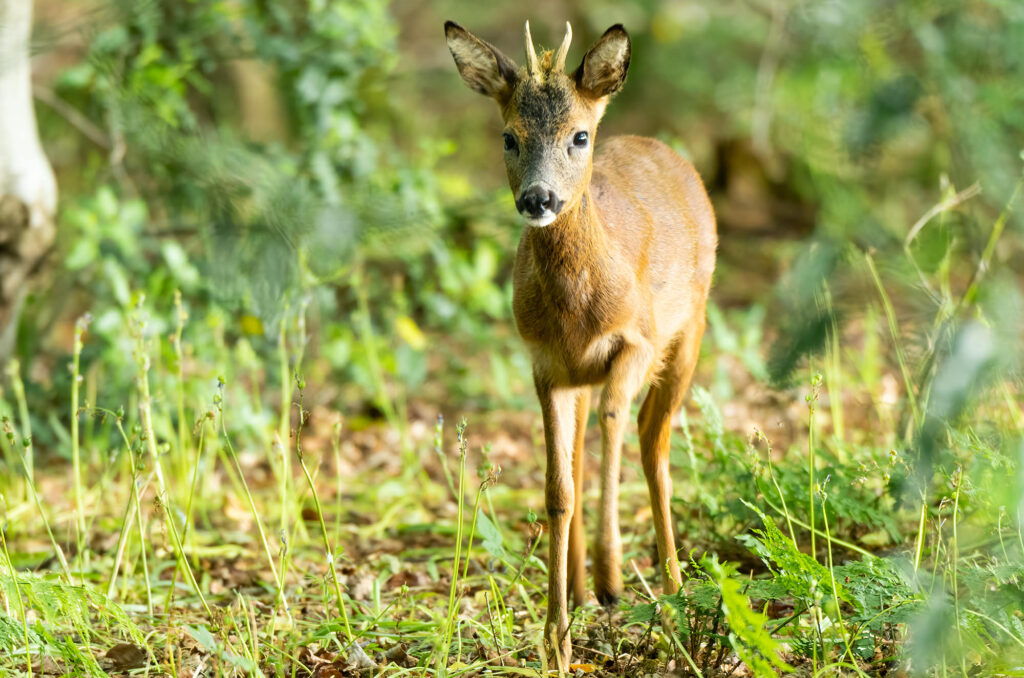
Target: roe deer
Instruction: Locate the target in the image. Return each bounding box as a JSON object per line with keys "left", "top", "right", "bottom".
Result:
{"left": 444, "top": 20, "right": 716, "bottom": 667}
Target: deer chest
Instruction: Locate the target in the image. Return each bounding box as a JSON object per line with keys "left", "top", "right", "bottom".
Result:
{"left": 512, "top": 266, "right": 636, "bottom": 386}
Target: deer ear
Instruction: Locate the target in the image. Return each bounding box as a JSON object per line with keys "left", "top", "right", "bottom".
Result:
{"left": 574, "top": 25, "right": 631, "bottom": 99}
{"left": 445, "top": 21, "right": 519, "bottom": 105}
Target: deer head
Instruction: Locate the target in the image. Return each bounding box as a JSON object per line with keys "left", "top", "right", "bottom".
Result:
{"left": 445, "top": 21, "right": 631, "bottom": 227}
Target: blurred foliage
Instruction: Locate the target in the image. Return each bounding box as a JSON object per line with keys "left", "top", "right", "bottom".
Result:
{"left": 25, "top": 0, "right": 531, "bottom": 423}
{"left": 55, "top": 0, "right": 433, "bottom": 301}
{"left": 23, "top": 0, "right": 1024, "bottom": 421}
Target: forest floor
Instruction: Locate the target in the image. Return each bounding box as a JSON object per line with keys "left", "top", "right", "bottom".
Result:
{"left": 1, "top": 306, "right": 1021, "bottom": 677}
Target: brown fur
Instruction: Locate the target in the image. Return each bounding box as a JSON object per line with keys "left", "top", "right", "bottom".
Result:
{"left": 445, "top": 21, "right": 717, "bottom": 669}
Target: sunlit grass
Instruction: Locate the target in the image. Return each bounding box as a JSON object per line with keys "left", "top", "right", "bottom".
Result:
{"left": 1, "top": 267, "right": 1022, "bottom": 676}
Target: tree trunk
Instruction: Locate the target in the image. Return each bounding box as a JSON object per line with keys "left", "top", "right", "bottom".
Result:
{"left": 0, "top": 0, "right": 56, "bottom": 358}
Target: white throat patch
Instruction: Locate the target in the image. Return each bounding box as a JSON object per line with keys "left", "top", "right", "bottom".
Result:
{"left": 524, "top": 212, "right": 558, "bottom": 227}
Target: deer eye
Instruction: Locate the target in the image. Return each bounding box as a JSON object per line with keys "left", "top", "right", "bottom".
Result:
{"left": 503, "top": 133, "right": 518, "bottom": 152}
{"left": 572, "top": 131, "right": 589, "bottom": 147}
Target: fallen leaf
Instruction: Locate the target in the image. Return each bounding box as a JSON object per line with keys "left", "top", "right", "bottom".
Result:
{"left": 31, "top": 656, "right": 62, "bottom": 675}
{"left": 105, "top": 642, "right": 148, "bottom": 671}
{"left": 385, "top": 569, "right": 428, "bottom": 591}
{"left": 345, "top": 643, "right": 377, "bottom": 671}
{"left": 383, "top": 643, "right": 416, "bottom": 668}
{"left": 395, "top": 315, "right": 426, "bottom": 350}
{"left": 348, "top": 573, "right": 374, "bottom": 600}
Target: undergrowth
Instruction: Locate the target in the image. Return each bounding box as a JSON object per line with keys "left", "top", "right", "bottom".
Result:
{"left": 2, "top": 220, "right": 1023, "bottom": 675}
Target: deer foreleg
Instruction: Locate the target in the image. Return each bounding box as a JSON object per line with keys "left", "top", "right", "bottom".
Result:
{"left": 537, "top": 381, "right": 582, "bottom": 669}
{"left": 568, "top": 388, "right": 590, "bottom": 609}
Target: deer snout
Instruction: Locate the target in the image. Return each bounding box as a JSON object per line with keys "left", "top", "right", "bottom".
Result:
{"left": 516, "top": 185, "right": 563, "bottom": 224}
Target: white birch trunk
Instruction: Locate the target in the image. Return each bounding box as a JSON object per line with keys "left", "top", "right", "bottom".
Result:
{"left": 0, "top": 0, "right": 56, "bottom": 354}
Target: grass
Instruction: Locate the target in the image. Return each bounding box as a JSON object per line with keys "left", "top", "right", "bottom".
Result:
{"left": 2, "top": 223, "right": 1024, "bottom": 676}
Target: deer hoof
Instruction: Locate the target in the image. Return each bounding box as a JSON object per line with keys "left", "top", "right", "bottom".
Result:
{"left": 545, "top": 619, "right": 572, "bottom": 670}
{"left": 596, "top": 588, "right": 620, "bottom": 607}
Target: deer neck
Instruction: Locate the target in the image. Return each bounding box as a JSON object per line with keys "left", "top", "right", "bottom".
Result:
{"left": 524, "top": 190, "right": 607, "bottom": 305}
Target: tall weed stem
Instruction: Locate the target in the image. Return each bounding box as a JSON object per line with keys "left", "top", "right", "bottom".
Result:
{"left": 437, "top": 418, "right": 469, "bottom": 676}
{"left": 293, "top": 379, "right": 352, "bottom": 640}
{"left": 129, "top": 298, "right": 212, "bottom": 619}
{"left": 70, "top": 314, "right": 91, "bottom": 567}
{"left": 807, "top": 371, "right": 821, "bottom": 559}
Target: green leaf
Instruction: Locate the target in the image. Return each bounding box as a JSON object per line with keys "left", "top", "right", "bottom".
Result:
{"left": 184, "top": 624, "right": 218, "bottom": 653}
{"left": 475, "top": 511, "right": 506, "bottom": 560}
{"left": 703, "top": 557, "right": 794, "bottom": 678}
{"left": 833, "top": 557, "right": 921, "bottom": 629}
{"left": 185, "top": 624, "right": 259, "bottom": 673}
{"left": 57, "top": 63, "right": 94, "bottom": 90}
{"left": 65, "top": 238, "right": 98, "bottom": 271}
{"left": 103, "top": 259, "right": 131, "bottom": 308}
{"left": 161, "top": 241, "right": 200, "bottom": 288}
{"left": 740, "top": 502, "right": 852, "bottom": 608}
{"left": 628, "top": 601, "right": 658, "bottom": 624}
{"left": 96, "top": 186, "right": 118, "bottom": 219}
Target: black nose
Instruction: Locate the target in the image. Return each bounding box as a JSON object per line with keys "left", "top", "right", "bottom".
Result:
{"left": 516, "top": 186, "right": 562, "bottom": 218}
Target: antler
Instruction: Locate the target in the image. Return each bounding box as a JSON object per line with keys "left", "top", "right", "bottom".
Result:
{"left": 553, "top": 22, "right": 572, "bottom": 73}
{"left": 524, "top": 21, "right": 539, "bottom": 76}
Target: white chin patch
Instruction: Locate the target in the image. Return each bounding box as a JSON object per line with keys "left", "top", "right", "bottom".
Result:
{"left": 523, "top": 212, "right": 557, "bottom": 227}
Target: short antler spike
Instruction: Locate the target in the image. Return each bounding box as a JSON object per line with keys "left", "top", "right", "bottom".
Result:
{"left": 553, "top": 21, "right": 572, "bottom": 72}
{"left": 524, "top": 21, "right": 539, "bottom": 76}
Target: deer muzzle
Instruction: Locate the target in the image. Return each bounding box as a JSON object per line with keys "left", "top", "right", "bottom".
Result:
{"left": 516, "top": 184, "right": 564, "bottom": 227}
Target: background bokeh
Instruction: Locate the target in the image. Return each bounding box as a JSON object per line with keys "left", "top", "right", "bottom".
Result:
{"left": 16, "top": 0, "right": 1024, "bottom": 413}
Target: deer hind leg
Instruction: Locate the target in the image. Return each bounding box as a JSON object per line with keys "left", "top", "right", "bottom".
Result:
{"left": 594, "top": 341, "right": 654, "bottom": 605}
{"left": 637, "top": 316, "right": 706, "bottom": 594}
{"left": 537, "top": 382, "right": 583, "bottom": 669}
{"left": 568, "top": 388, "right": 590, "bottom": 609}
